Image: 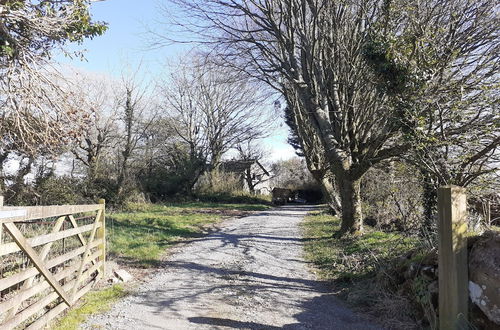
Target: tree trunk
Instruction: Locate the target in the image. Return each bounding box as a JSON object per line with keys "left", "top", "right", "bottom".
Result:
{"left": 244, "top": 168, "right": 256, "bottom": 194}
{"left": 0, "top": 152, "right": 8, "bottom": 194}
{"left": 310, "top": 170, "right": 341, "bottom": 214}
{"left": 338, "top": 175, "right": 363, "bottom": 234}
{"left": 421, "top": 172, "right": 438, "bottom": 236}
{"left": 320, "top": 177, "right": 342, "bottom": 215}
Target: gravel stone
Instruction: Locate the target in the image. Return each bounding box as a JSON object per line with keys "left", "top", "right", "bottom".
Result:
{"left": 83, "top": 205, "right": 383, "bottom": 330}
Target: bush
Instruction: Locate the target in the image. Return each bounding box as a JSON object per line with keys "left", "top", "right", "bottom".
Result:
{"left": 195, "top": 191, "right": 271, "bottom": 205}
{"left": 362, "top": 162, "right": 423, "bottom": 234}
{"left": 36, "top": 176, "right": 83, "bottom": 205}
{"left": 196, "top": 170, "right": 244, "bottom": 194}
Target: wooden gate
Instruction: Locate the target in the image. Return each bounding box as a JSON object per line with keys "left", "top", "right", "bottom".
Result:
{"left": 0, "top": 198, "right": 106, "bottom": 330}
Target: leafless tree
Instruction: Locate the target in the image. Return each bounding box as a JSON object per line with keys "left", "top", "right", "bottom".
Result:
{"left": 159, "top": 0, "right": 403, "bottom": 233}
{"left": 0, "top": 1, "right": 107, "bottom": 156}
{"left": 70, "top": 73, "right": 120, "bottom": 181}
{"left": 115, "top": 75, "right": 158, "bottom": 198}
{"left": 158, "top": 58, "right": 272, "bottom": 187}
{"left": 159, "top": 0, "right": 499, "bottom": 234}
{"left": 235, "top": 139, "right": 271, "bottom": 195}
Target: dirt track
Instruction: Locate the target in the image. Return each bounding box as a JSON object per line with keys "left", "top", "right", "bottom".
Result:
{"left": 83, "top": 205, "right": 382, "bottom": 329}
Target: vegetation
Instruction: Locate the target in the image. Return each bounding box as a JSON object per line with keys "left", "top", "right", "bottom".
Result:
{"left": 302, "top": 210, "right": 434, "bottom": 328}
{"left": 165, "top": 0, "right": 499, "bottom": 236}
{"left": 54, "top": 285, "right": 126, "bottom": 330}
{"left": 302, "top": 210, "right": 419, "bottom": 282}
{"left": 303, "top": 209, "right": 500, "bottom": 328}
{"left": 0, "top": 0, "right": 499, "bottom": 328}
{"left": 107, "top": 201, "right": 271, "bottom": 267}
{"left": 0, "top": 0, "right": 107, "bottom": 157}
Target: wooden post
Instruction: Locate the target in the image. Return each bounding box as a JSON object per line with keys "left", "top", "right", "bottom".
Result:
{"left": 438, "top": 186, "right": 468, "bottom": 330}
{"left": 97, "top": 199, "right": 106, "bottom": 278}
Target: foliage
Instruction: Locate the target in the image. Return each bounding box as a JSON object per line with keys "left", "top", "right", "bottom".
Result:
{"left": 0, "top": 1, "right": 106, "bottom": 60}
{"left": 366, "top": 0, "right": 500, "bottom": 186}
{"left": 34, "top": 176, "right": 83, "bottom": 205}
{"left": 194, "top": 192, "right": 272, "bottom": 206}
{"left": 196, "top": 170, "right": 243, "bottom": 195}
{"left": 53, "top": 285, "right": 126, "bottom": 330}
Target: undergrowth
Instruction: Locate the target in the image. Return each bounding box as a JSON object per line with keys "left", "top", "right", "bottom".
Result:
{"left": 301, "top": 210, "right": 419, "bottom": 281}
{"left": 301, "top": 210, "right": 425, "bottom": 329}
{"left": 194, "top": 192, "right": 272, "bottom": 205}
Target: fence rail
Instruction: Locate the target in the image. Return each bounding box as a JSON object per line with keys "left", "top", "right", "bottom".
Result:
{"left": 0, "top": 198, "right": 105, "bottom": 330}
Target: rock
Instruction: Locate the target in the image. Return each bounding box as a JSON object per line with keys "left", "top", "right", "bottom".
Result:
{"left": 469, "top": 231, "right": 500, "bottom": 325}
{"left": 114, "top": 269, "right": 134, "bottom": 283}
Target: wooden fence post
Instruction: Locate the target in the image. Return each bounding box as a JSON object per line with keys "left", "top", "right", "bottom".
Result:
{"left": 438, "top": 186, "right": 468, "bottom": 330}
{"left": 97, "top": 199, "right": 106, "bottom": 279}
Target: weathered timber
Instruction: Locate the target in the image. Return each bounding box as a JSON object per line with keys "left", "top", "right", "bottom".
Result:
{"left": 438, "top": 186, "right": 468, "bottom": 330}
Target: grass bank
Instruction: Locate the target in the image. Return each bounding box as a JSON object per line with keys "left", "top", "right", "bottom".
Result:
{"left": 301, "top": 210, "right": 419, "bottom": 282}
{"left": 302, "top": 210, "right": 500, "bottom": 329}
{"left": 301, "top": 210, "right": 426, "bottom": 328}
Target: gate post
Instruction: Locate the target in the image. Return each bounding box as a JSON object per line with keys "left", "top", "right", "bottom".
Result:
{"left": 438, "top": 186, "right": 468, "bottom": 329}
{"left": 97, "top": 198, "right": 106, "bottom": 278}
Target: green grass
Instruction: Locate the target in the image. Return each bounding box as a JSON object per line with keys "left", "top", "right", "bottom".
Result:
{"left": 301, "top": 210, "right": 419, "bottom": 281}
{"left": 54, "top": 285, "right": 126, "bottom": 330}
{"left": 108, "top": 201, "right": 271, "bottom": 267}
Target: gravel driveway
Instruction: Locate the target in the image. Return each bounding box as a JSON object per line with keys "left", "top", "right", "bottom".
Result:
{"left": 83, "top": 205, "right": 382, "bottom": 330}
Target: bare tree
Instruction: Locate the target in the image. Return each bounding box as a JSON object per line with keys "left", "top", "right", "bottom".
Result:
{"left": 159, "top": 58, "right": 272, "bottom": 188}
{"left": 0, "top": 1, "right": 107, "bottom": 156}
{"left": 70, "top": 74, "right": 120, "bottom": 181}
{"left": 160, "top": 1, "right": 405, "bottom": 233}
{"left": 160, "top": 0, "right": 499, "bottom": 234}
{"left": 283, "top": 93, "right": 342, "bottom": 214}
{"left": 235, "top": 139, "right": 271, "bottom": 195}
{"left": 115, "top": 75, "right": 157, "bottom": 198}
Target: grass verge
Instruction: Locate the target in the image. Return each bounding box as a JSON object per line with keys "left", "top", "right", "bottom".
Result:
{"left": 301, "top": 210, "right": 427, "bottom": 328}
{"left": 301, "top": 210, "right": 419, "bottom": 282}
{"left": 108, "top": 201, "right": 272, "bottom": 267}
{"left": 303, "top": 210, "right": 500, "bottom": 329}
{"left": 54, "top": 285, "right": 126, "bottom": 330}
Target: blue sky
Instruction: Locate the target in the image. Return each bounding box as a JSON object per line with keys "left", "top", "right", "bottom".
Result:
{"left": 58, "top": 0, "right": 296, "bottom": 161}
